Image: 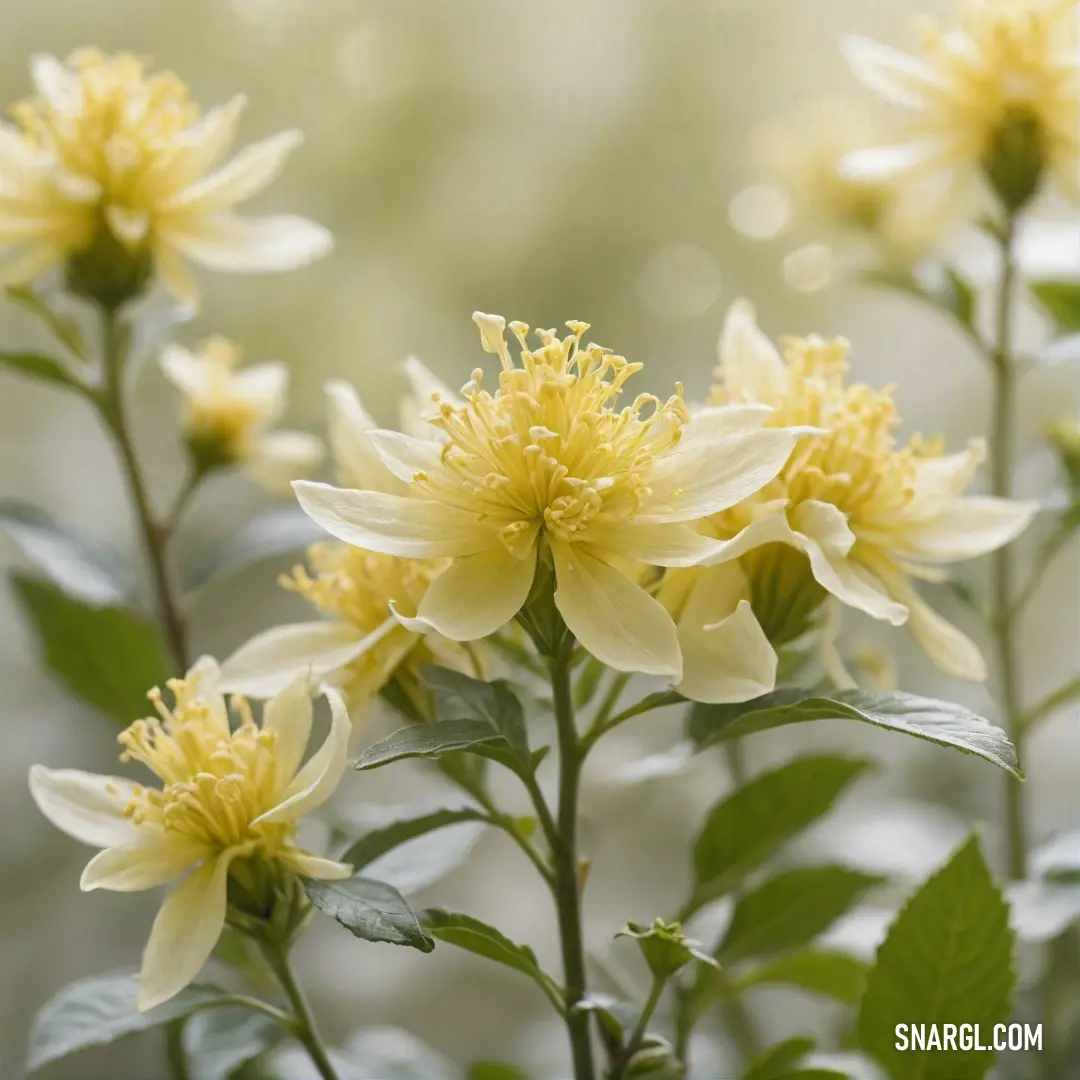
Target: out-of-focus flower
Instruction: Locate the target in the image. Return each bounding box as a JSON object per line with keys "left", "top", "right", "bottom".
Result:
{"left": 666, "top": 299, "right": 1036, "bottom": 692}
{"left": 218, "top": 367, "right": 470, "bottom": 702}
{"left": 160, "top": 335, "right": 323, "bottom": 491}
{"left": 0, "top": 49, "right": 332, "bottom": 307}
{"left": 294, "top": 314, "right": 812, "bottom": 681}
{"left": 843, "top": 0, "right": 1079, "bottom": 220}
{"left": 28, "top": 659, "right": 352, "bottom": 1011}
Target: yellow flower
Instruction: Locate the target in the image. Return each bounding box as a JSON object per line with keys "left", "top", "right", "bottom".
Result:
{"left": 28, "top": 659, "right": 352, "bottom": 1010}
{"left": 218, "top": 367, "right": 466, "bottom": 700}
{"left": 294, "top": 314, "right": 811, "bottom": 678}
{"left": 666, "top": 299, "right": 1036, "bottom": 693}
{"left": 160, "top": 335, "right": 323, "bottom": 492}
{"left": 843, "top": 0, "right": 1079, "bottom": 218}
{"left": 0, "top": 49, "right": 331, "bottom": 305}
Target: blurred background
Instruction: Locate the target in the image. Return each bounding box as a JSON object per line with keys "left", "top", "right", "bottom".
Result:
{"left": 1, "top": 0, "right": 1078, "bottom": 1076}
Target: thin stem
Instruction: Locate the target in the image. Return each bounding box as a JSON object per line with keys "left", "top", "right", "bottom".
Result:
{"left": 987, "top": 213, "right": 1026, "bottom": 880}
{"left": 164, "top": 469, "right": 202, "bottom": 542}
{"left": 96, "top": 309, "right": 188, "bottom": 669}
{"left": 582, "top": 689, "right": 681, "bottom": 753}
{"left": 611, "top": 975, "right": 667, "bottom": 1080}
{"left": 262, "top": 942, "right": 340, "bottom": 1080}
{"left": 1023, "top": 675, "right": 1080, "bottom": 733}
{"left": 549, "top": 642, "right": 596, "bottom": 1080}
{"left": 1009, "top": 522, "right": 1072, "bottom": 620}
{"left": 163, "top": 1020, "right": 190, "bottom": 1080}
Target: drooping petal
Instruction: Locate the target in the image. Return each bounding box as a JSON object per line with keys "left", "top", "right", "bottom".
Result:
{"left": 906, "top": 587, "right": 987, "bottom": 681}
{"left": 217, "top": 620, "right": 385, "bottom": 700}
{"left": 246, "top": 431, "right": 325, "bottom": 493}
{"left": 254, "top": 687, "right": 351, "bottom": 825}
{"left": 717, "top": 298, "right": 789, "bottom": 399}
{"left": 293, "top": 481, "right": 497, "bottom": 558}
{"left": 80, "top": 834, "right": 203, "bottom": 893}
{"left": 703, "top": 509, "right": 801, "bottom": 565}
{"left": 800, "top": 537, "right": 908, "bottom": 625}
{"left": 819, "top": 599, "right": 858, "bottom": 690}
{"left": 906, "top": 439, "right": 987, "bottom": 518}
{"left": 406, "top": 544, "right": 536, "bottom": 640}
{"left": 325, "top": 379, "right": 402, "bottom": 492}
{"left": 262, "top": 673, "right": 316, "bottom": 784}
{"left": 138, "top": 853, "right": 233, "bottom": 1011}
{"left": 278, "top": 849, "right": 354, "bottom": 880}
{"left": 898, "top": 496, "right": 1037, "bottom": 562}
{"left": 591, "top": 521, "right": 727, "bottom": 567}
{"left": 791, "top": 499, "right": 856, "bottom": 559}
{"left": 677, "top": 565, "right": 777, "bottom": 703}
{"left": 162, "top": 214, "right": 333, "bottom": 272}
{"left": 640, "top": 426, "right": 815, "bottom": 523}
{"left": 29, "top": 766, "right": 141, "bottom": 848}
{"left": 366, "top": 429, "right": 444, "bottom": 484}
{"left": 552, "top": 542, "right": 682, "bottom": 677}
{"left": 841, "top": 35, "right": 949, "bottom": 109}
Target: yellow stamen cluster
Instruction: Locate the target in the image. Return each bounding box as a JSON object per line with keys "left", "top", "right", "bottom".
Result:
{"left": 13, "top": 49, "right": 199, "bottom": 250}
{"left": 423, "top": 320, "right": 690, "bottom": 556}
{"left": 117, "top": 673, "right": 289, "bottom": 857}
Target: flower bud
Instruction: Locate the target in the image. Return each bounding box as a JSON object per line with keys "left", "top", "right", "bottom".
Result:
{"left": 65, "top": 225, "right": 153, "bottom": 311}
{"left": 982, "top": 105, "right": 1047, "bottom": 214}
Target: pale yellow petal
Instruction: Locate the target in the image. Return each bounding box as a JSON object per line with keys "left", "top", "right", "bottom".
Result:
{"left": 366, "top": 429, "right": 444, "bottom": 484}
{"left": 589, "top": 521, "right": 725, "bottom": 568}
{"left": 262, "top": 673, "right": 316, "bottom": 784}
{"left": 138, "top": 853, "right": 233, "bottom": 1011}
{"left": 898, "top": 496, "right": 1037, "bottom": 562}
{"left": 80, "top": 833, "right": 202, "bottom": 893}
{"left": 325, "top": 379, "right": 403, "bottom": 492}
{"left": 245, "top": 431, "right": 325, "bottom": 492}
{"left": 703, "top": 510, "right": 801, "bottom": 566}
{"left": 717, "top": 299, "right": 788, "bottom": 399}
{"left": 552, "top": 542, "right": 681, "bottom": 677}
{"left": 163, "top": 213, "right": 333, "bottom": 272}
{"left": 278, "top": 849, "right": 354, "bottom": 880}
{"left": 800, "top": 538, "right": 908, "bottom": 626}
{"left": 791, "top": 499, "right": 856, "bottom": 559}
{"left": 907, "top": 439, "right": 986, "bottom": 517}
{"left": 29, "top": 766, "right": 140, "bottom": 848}
{"left": 841, "top": 35, "right": 948, "bottom": 109}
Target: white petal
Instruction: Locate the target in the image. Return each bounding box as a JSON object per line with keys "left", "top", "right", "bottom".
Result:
{"left": 263, "top": 673, "right": 316, "bottom": 784}
{"left": 29, "top": 53, "right": 76, "bottom": 111}
{"left": 406, "top": 544, "right": 536, "bottom": 640}
{"left": 325, "top": 379, "right": 402, "bottom": 492}
{"left": 29, "top": 766, "right": 140, "bottom": 848}
{"left": 153, "top": 240, "right": 200, "bottom": 309}
{"left": 703, "top": 510, "right": 801, "bottom": 566}
{"left": 906, "top": 589, "right": 987, "bottom": 681}
{"left": 159, "top": 344, "right": 211, "bottom": 399}
{"left": 162, "top": 131, "right": 303, "bottom": 214}
{"left": 681, "top": 404, "right": 775, "bottom": 446}
{"left": 899, "top": 496, "right": 1037, "bottom": 562}
{"left": 293, "top": 481, "right": 496, "bottom": 558}
{"left": 907, "top": 439, "right": 986, "bottom": 518}
{"left": 138, "top": 853, "right": 233, "bottom": 1011}
{"left": 165, "top": 94, "right": 247, "bottom": 189}
{"left": 819, "top": 599, "right": 858, "bottom": 690}
{"left": 105, "top": 205, "right": 150, "bottom": 245}
{"left": 278, "top": 849, "right": 354, "bottom": 880}
{"left": 717, "top": 299, "right": 788, "bottom": 399}
{"left": 163, "top": 214, "right": 333, "bottom": 272}
{"left": 217, "top": 621, "right": 378, "bottom": 700}
{"left": 840, "top": 142, "right": 949, "bottom": 183}
{"left": 80, "top": 833, "right": 202, "bottom": 893}
{"left": 366, "top": 429, "right": 444, "bottom": 484}
{"left": 0, "top": 241, "right": 64, "bottom": 285}
{"left": 245, "top": 431, "right": 325, "bottom": 493}
{"left": 841, "top": 35, "right": 947, "bottom": 108}
{"left": 255, "top": 687, "right": 351, "bottom": 825}
{"left": 801, "top": 538, "right": 908, "bottom": 625}
{"left": 552, "top": 542, "right": 681, "bottom": 677}
{"left": 591, "top": 521, "right": 726, "bottom": 567}
{"left": 402, "top": 355, "right": 461, "bottom": 410}
{"left": 791, "top": 499, "right": 856, "bottom": 559}
{"left": 641, "top": 426, "right": 815, "bottom": 523}
{"left": 677, "top": 566, "right": 777, "bottom": 703}
{"left": 230, "top": 361, "right": 289, "bottom": 419}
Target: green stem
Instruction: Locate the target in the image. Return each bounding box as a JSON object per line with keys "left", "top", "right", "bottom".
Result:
{"left": 549, "top": 643, "right": 596, "bottom": 1080}
{"left": 582, "top": 689, "right": 681, "bottom": 754}
{"left": 610, "top": 975, "right": 667, "bottom": 1080}
{"left": 1023, "top": 675, "right": 1080, "bottom": 733}
{"left": 164, "top": 1020, "right": 190, "bottom": 1080}
{"left": 97, "top": 309, "right": 188, "bottom": 669}
{"left": 987, "top": 213, "right": 1026, "bottom": 880}
{"left": 262, "top": 942, "right": 340, "bottom": 1080}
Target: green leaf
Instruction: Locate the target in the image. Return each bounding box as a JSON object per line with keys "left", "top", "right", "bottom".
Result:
{"left": 863, "top": 265, "right": 976, "bottom": 334}
{"left": 419, "top": 909, "right": 564, "bottom": 1013}
{"left": 1030, "top": 279, "right": 1080, "bottom": 333}
{"left": 423, "top": 665, "right": 530, "bottom": 763}
{"left": 735, "top": 950, "right": 869, "bottom": 1005}
{"left": 341, "top": 808, "right": 490, "bottom": 874}
{"left": 0, "top": 349, "right": 80, "bottom": 390}
{"left": 719, "top": 866, "right": 884, "bottom": 963}
{"left": 1032, "top": 827, "right": 1080, "bottom": 883}
{"left": 858, "top": 835, "right": 1015, "bottom": 1080}
{"left": 12, "top": 574, "right": 172, "bottom": 723}
{"left": 184, "top": 1007, "right": 281, "bottom": 1080}
{"left": 355, "top": 719, "right": 507, "bottom": 771}
{"left": 469, "top": 1065, "right": 531, "bottom": 1080}
{"left": 689, "top": 689, "right": 1020, "bottom": 778}
{"left": 305, "top": 876, "right": 434, "bottom": 953}
{"left": 181, "top": 506, "right": 328, "bottom": 592}
{"left": 743, "top": 1036, "right": 815, "bottom": 1080}
{"left": 0, "top": 499, "right": 134, "bottom": 605}
{"left": 690, "top": 756, "right": 872, "bottom": 912}
{"left": 26, "top": 971, "right": 229, "bottom": 1072}
{"left": 7, "top": 284, "right": 88, "bottom": 360}
{"left": 571, "top": 993, "right": 639, "bottom": 1043}
{"left": 768, "top": 1071, "right": 852, "bottom": 1080}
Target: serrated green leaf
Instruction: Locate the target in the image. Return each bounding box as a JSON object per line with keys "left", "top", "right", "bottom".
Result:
{"left": 689, "top": 756, "right": 871, "bottom": 913}
{"left": 182, "top": 506, "right": 328, "bottom": 592}
{"left": 0, "top": 499, "right": 134, "bottom": 604}
{"left": 1030, "top": 279, "right": 1080, "bottom": 333}
{"left": 306, "top": 876, "right": 434, "bottom": 952}
{"left": 689, "top": 690, "right": 1020, "bottom": 778}
{"left": 26, "top": 971, "right": 229, "bottom": 1072}
{"left": 355, "top": 719, "right": 508, "bottom": 771}
{"left": 341, "top": 808, "right": 489, "bottom": 875}
{"left": 185, "top": 1007, "right": 281, "bottom": 1080}
{"left": 423, "top": 665, "right": 530, "bottom": 762}
{"left": 743, "top": 1036, "right": 815, "bottom": 1080}
{"left": 13, "top": 574, "right": 172, "bottom": 723}
{"left": 419, "top": 909, "right": 564, "bottom": 1013}
{"left": 858, "top": 835, "right": 1015, "bottom": 1080}
{"left": 0, "top": 349, "right": 80, "bottom": 390}
{"left": 719, "top": 866, "right": 884, "bottom": 963}
{"left": 735, "top": 950, "right": 869, "bottom": 1005}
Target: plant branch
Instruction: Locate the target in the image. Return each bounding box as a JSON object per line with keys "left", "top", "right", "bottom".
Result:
{"left": 1023, "top": 675, "right": 1080, "bottom": 733}
{"left": 582, "top": 689, "right": 681, "bottom": 754}
{"left": 610, "top": 974, "right": 668, "bottom": 1080}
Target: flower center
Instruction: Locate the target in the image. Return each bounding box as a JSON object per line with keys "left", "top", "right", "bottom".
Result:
{"left": 419, "top": 321, "right": 688, "bottom": 553}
